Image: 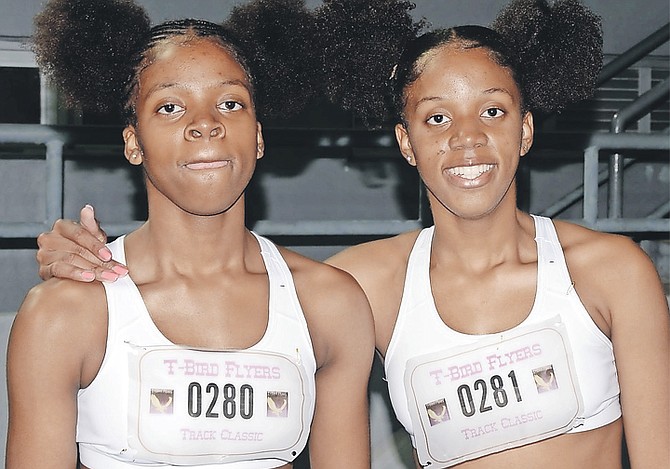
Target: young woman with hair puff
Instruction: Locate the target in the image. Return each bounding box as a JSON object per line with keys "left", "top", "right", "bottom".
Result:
{"left": 6, "top": 1, "right": 374, "bottom": 468}
{"left": 30, "top": 0, "right": 670, "bottom": 467}
{"left": 326, "top": 1, "right": 669, "bottom": 467}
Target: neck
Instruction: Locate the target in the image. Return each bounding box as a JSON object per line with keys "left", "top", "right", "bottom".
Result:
{"left": 430, "top": 197, "right": 535, "bottom": 273}
{"left": 125, "top": 194, "right": 258, "bottom": 280}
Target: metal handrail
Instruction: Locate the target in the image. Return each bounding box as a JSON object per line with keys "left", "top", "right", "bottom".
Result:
{"left": 598, "top": 23, "right": 670, "bottom": 85}
{"left": 608, "top": 78, "right": 670, "bottom": 218}
{"left": 601, "top": 23, "right": 670, "bottom": 219}
{"left": 611, "top": 78, "right": 670, "bottom": 134}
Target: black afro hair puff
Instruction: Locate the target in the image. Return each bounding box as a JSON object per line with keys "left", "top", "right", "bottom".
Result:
{"left": 492, "top": 0, "right": 603, "bottom": 113}
{"left": 313, "top": 0, "right": 427, "bottom": 128}
{"left": 225, "top": 0, "right": 322, "bottom": 121}
{"left": 33, "top": 0, "right": 151, "bottom": 114}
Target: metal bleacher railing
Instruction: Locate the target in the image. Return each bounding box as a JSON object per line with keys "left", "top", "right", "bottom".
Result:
{"left": 0, "top": 24, "right": 668, "bottom": 240}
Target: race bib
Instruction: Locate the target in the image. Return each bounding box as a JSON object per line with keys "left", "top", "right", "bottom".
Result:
{"left": 126, "top": 344, "right": 313, "bottom": 465}
{"left": 405, "top": 317, "right": 583, "bottom": 467}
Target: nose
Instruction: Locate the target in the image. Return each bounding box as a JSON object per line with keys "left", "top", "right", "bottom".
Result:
{"left": 448, "top": 120, "right": 488, "bottom": 151}
{"left": 185, "top": 113, "right": 225, "bottom": 141}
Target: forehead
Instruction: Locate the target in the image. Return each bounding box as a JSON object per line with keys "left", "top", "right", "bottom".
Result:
{"left": 140, "top": 38, "right": 249, "bottom": 88}
{"left": 411, "top": 45, "right": 519, "bottom": 98}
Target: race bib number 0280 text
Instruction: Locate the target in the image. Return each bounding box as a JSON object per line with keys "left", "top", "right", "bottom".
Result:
{"left": 405, "top": 318, "right": 583, "bottom": 467}
{"left": 126, "top": 345, "right": 312, "bottom": 465}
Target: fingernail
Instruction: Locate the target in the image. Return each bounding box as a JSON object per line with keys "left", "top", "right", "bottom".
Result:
{"left": 84, "top": 204, "right": 94, "bottom": 212}
{"left": 112, "top": 265, "right": 128, "bottom": 276}
{"left": 101, "top": 271, "right": 119, "bottom": 282}
{"left": 98, "top": 248, "right": 112, "bottom": 262}
{"left": 81, "top": 271, "right": 95, "bottom": 282}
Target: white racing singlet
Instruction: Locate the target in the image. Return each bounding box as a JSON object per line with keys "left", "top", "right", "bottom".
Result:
{"left": 384, "top": 216, "right": 621, "bottom": 467}
{"left": 76, "top": 233, "right": 317, "bottom": 468}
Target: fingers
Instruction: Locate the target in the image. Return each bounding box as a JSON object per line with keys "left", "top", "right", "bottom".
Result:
{"left": 35, "top": 208, "right": 128, "bottom": 282}
{"left": 80, "top": 204, "right": 108, "bottom": 244}
{"left": 36, "top": 233, "right": 128, "bottom": 282}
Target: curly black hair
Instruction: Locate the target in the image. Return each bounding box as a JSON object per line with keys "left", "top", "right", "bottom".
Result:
{"left": 225, "top": 0, "right": 321, "bottom": 120}
{"left": 32, "top": 0, "right": 150, "bottom": 116}
{"left": 32, "top": 0, "right": 319, "bottom": 124}
{"left": 33, "top": 0, "right": 602, "bottom": 128}
{"left": 326, "top": 0, "right": 602, "bottom": 125}
{"left": 491, "top": 0, "right": 603, "bottom": 114}
{"left": 313, "top": 0, "right": 428, "bottom": 128}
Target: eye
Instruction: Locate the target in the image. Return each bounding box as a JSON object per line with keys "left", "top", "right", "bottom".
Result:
{"left": 426, "top": 114, "right": 449, "bottom": 125}
{"left": 219, "top": 101, "right": 244, "bottom": 112}
{"left": 482, "top": 107, "right": 504, "bottom": 118}
{"left": 157, "top": 103, "right": 184, "bottom": 115}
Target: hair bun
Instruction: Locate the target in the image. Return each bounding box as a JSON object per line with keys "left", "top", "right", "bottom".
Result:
{"left": 492, "top": 0, "right": 603, "bottom": 113}
{"left": 226, "top": 0, "right": 320, "bottom": 121}
{"left": 313, "top": 0, "right": 427, "bottom": 127}
{"left": 33, "top": 0, "right": 150, "bottom": 113}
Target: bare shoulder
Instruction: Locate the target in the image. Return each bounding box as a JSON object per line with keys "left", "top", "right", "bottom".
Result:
{"left": 552, "top": 220, "right": 659, "bottom": 280}
{"left": 277, "top": 246, "right": 368, "bottom": 300}
{"left": 552, "top": 219, "right": 667, "bottom": 327}
{"left": 327, "top": 230, "right": 421, "bottom": 283}
{"left": 18, "top": 278, "right": 105, "bottom": 319}
{"left": 12, "top": 279, "right": 107, "bottom": 353}
{"left": 276, "top": 246, "right": 375, "bottom": 366}
{"left": 327, "top": 231, "right": 422, "bottom": 353}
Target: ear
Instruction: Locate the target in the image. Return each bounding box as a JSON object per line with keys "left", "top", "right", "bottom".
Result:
{"left": 255, "top": 122, "right": 265, "bottom": 160}
{"left": 123, "top": 126, "right": 143, "bottom": 166}
{"left": 395, "top": 123, "right": 416, "bottom": 166}
{"left": 520, "top": 111, "right": 534, "bottom": 157}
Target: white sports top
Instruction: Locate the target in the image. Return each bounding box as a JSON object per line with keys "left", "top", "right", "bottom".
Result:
{"left": 77, "top": 233, "right": 317, "bottom": 468}
{"left": 384, "top": 215, "right": 621, "bottom": 467}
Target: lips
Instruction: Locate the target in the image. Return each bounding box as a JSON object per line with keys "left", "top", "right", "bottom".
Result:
{"left": 447, "top": 163, "right": 494, "bottom": 180}
{"left": 184, "top": 160, "right": 231, "bottom": 170}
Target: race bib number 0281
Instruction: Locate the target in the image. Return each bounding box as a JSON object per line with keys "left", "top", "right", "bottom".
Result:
{"left": 126, "top": 345, "right": 312, "bottom": 465}
{"left": 404, "top": 318, "right": 583, "bottom": 467}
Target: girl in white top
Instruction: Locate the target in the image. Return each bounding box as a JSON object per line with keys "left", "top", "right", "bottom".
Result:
{"left": 7, "top": 1, "right": 374, "bottom": 468}
{"left": 328, "top": 2, "right": 669, "bottom": 467}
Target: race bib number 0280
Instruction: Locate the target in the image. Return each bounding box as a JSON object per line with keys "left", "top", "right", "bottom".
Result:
{"left": 404, "top": 318, "right": 583, "bottom": 467}
{"left": 126, "top": 345, "right": 312, "bottom": 465}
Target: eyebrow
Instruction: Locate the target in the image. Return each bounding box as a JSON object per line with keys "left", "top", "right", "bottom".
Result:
{"left": 413, "top": 86, "right": 515, "bottom": 110}
{"left": 144, "top": 79, "right": 252, "bottom": 98}
{"left": 483, "top": 87, "right": 514, "bottom": 98}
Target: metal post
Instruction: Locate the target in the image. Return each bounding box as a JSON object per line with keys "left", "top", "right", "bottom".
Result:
{"left": 583, "top": 146, "right": 600, "bottom": 224}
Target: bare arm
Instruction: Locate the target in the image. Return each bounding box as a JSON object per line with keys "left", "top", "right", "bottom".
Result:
{"left": 295, "top": 263, "right": 375, "bottom": 468}
{"left": 563, "top": 226, "right": 670, "bottom": 468}
{"left": 36, "top": 205, "right": 127, "bottom": 282}
{"left": 6, "top": 280, "right": 105, "bottom": 467}
{"left": 327, "top": 233, "right": 417, "bottom": 356}
{"left": 603, "top": 239, "right": 669, "bottom": 467}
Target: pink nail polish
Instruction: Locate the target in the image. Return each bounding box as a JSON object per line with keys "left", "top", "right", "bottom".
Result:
{"left": 81, "top": 271, "right": 95, "bottom": 281}
{"left": 101, "top": 271, "right": 119, "bottom": 282}
{"left": 98, "top": 248, "right": 112, "bottom": 262}
{"left": 112, "top": 265, "right": 129, "bottom": 276}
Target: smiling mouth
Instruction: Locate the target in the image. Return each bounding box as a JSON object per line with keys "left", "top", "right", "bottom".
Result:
{"left": 185, "top": 160, "right": 231, "bottom": 170}
{"left": 447, "top": 164, "right": 494, "bottom": 180}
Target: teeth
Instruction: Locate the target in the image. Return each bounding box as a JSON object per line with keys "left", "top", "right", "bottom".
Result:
{"left": 448, "top": 164, "right": 493, "bottom": 180}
